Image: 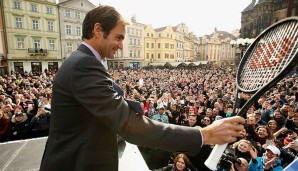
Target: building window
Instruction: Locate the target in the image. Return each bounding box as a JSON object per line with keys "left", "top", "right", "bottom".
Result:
{"left": 32, "top": 19, "right": 39, "bottom": 30}
{"left": 165, "top": 53, "right": 169, "bottom": 59}
{"left": 81, "top": 2, "right": 84, "bottom": 7}
{"left": 134, "top": 39, "right": 136, "bottom": 45}
{"left": 14, "top": 1, "right": 21, "bottom": 9}
{"left": 158, "top": 43, "right": 160, "bottom": 48}
{"left": 48, "top": 21, "right": 54, "bottom": 32}
{"left": 48, "top": 40, "right": 55, "bottom": 50}
{"left": 46, "top": 7, "right": 53, "bottom": 14}
{"left": 31, "top": 4, "right": 37, "bottom": 12}
{"left": 138, "top": 39, "right": 140, "bottom": 45}
{"left": 129, "top": 38, "right": 132, "bottom": 45}
{"left": 67, "top": 43, "right": 72, "bottom": 53}
{"left": 165, "top": 43, "right": 169, "bottom": 48}
{"left": 33, "top": 39, "right": 41, "bottom": 48}
{"left": 65, "top": 9, "right": 70, "bottom": 17}
{"left": 16, "top": 17, "right": 22, "bottom": 28}
{"left": 76, "top": 26, "right": 81, "bottom": 36}
{"left": 151, "top": 43, "right": 154, "bottom": 48}
{"left": 16, "top": 38, "right": 25, "bottom": 49}
{"left": 75, "top": 11, "right": 81, "bottom": 19}
{"left": 66, "top": 25, "right": 71, "bottom": 35}
{"left": 146, "top": 43, "right": 149, "bottom": 48}
{"left": 129, "top": 50, "right": 132, "bottom": 57}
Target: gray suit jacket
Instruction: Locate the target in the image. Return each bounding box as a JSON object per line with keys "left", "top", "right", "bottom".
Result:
{"left": 40, "top": 44, "right": 203, "bottom": 171}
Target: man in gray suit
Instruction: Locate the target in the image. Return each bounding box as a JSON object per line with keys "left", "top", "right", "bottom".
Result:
{"left": 40, "top": 5, "right": 245, "bottom": 171}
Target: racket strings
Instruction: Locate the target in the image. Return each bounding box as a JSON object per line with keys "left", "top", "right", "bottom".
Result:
{"left": 238, "top": 20, "right": 298, "bottom": 91}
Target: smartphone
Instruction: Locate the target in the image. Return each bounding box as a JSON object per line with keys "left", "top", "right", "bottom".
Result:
{"left": 284, "top": 158, "right": 298, "bottom": 171}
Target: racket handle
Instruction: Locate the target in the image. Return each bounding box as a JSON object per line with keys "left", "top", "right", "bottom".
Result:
{"left": 204, "top": 143, "right": 228, "bottom": 170}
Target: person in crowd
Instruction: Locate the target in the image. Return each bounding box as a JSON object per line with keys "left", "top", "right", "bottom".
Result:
{"left": 285, "top": 111, "right": 298, "bottom": 133}
{"left": 151, "top": 103, "right": 170, "bottom": 123}
{"left": 7, "top": 112, "right": 31, "bottom": 141}
{"left": 147, "top": 100, "right": 156, "bottom": 118}
{"left": 232, "top": 139, "right": 253, "bottom": 162}
{"left": 30, "top": 105, "right": 51, "bottom": 138}
{"left": 163, "top": 153, "right": 192, "bottom": 171}
{"left": 246, "top": 114, "right": 258, "bottom": 130}
{"left": 283, "top": 130, "right": 298, "bottom": 156}
{"left": 229, "top": 158, "right": 249, "bottom": 171}
{"left": 2, "top": 104, "right": 13, "bottom": 119}
{"left": 249, "top": 125, "right": 275, "bottom": 148}
{"left": 268, "top": 120, "right": 288, "bottom": 142}
{"left": 0, "top": 110, "right": 10, "bottom": 142}
{"left": 271, "top": 109, "right": 286, "bottom": 128}
{"left": 184, "top": 115, "right": 198, "bottom": 127}
{"left": 259, "top": 101, "right": 271, "bottom": 123}
{"left": 248, "top": 145, "right": 283, "bottom": 171}
{"left": 39, "top": 5, "right": 245, "bottom": 171}
{"left": 168, "top": 104, "right": 181, "bottom": 125}
{"left": 254, "top": 110, "right": 268, "bottom": 126}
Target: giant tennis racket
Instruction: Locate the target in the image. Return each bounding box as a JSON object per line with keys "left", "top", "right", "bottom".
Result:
{"left": 205, "top": 16, "right": 298, "bottom": 170}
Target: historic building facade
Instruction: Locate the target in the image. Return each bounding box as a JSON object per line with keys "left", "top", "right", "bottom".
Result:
{"left": 108, "top": 16, "right": 146, "bottom": 69}
{"left": 241, "top": 0, "right": 298, "bottom": 38}
{"left": 3, "top": 0, "right": 62, "bottom": 75}
{"left": 198, "top": 28, "right": 236, "bottom": 66}
{"left": 0, "top": 0, "right": 7, "bottom": 75}
{"left": 58, "top": 0, "right": 95, "bottom": 61}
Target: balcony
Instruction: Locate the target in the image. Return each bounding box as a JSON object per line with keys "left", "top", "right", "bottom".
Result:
{"left": 28, "top": 48, "right": 48, "bottom": 56}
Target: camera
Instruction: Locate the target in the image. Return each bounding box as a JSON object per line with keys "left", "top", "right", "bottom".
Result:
{"left": 218, "top": 148, "right": 241, "bottom": 170}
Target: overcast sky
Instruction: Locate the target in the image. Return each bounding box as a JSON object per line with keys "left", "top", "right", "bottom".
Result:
{"left": 87, "top": 0, "right": 252, "bottom": 36}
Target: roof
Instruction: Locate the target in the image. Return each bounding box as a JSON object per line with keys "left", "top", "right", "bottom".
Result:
{"left": 154, "top": 26, "right": 167, "bottom": 32}
{"left": 242, "top": 0, "right": 256, "bottom": 12}
{"left": 148, "top": 61, "right": 209, "bottom": 67}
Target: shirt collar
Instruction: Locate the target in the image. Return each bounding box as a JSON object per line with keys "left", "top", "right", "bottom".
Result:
{"left": 82, "top": 42, "right": 102, "bottom": 62}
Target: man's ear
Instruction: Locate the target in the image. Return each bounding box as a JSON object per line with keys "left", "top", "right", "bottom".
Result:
{"left": 93, "top": 23, "right": 103, "bottom": 37}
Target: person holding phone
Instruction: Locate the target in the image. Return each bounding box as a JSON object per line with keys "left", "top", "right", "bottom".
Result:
{"left": 248, "top": 145, "right": 283, "bottom": 171}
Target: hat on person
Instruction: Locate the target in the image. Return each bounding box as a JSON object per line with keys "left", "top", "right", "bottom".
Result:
{"left": 157, "top": 103, "right": 165, "bottom": 110}
{"left": 254, "top": 110, "right": 261, "bottom": 115}
{"left": 266, "top": 145, "right": 280, "bottom": 155}
{"left": 14, "top": 105, "right": 23, "bottom": 111}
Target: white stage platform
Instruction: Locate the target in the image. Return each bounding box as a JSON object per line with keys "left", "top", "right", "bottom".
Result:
{"left": 0, "top": 137, "right": 149, "bottom": 171}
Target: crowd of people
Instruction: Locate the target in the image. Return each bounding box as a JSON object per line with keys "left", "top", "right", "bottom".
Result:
{"left": 110, "top": 66, "right": 298, "bottom": 171}
{"left": 0, "top": 70, "right": 53, "bottom": 142}
{"left": 0, "top": 66, "right": 298, "bottom": 170}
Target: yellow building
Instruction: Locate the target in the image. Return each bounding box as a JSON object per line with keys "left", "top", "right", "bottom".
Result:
{"left": 144, "top": 24, "right": 157, "bottom": 65}
{"left": 3, "top": 0, "right": 61, "bottom": 75}
{"left": 0, "top": 0, "right": 7, "bottom": 75}
{"left": 154, "top": 26, "right": 176, "bottom": 63}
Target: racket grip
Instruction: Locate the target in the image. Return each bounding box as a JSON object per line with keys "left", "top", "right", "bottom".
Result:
{"left": 204, "top": 143, "right": 228, "bottom": 170}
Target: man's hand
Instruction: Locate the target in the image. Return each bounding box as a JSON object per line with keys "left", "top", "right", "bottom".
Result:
{"left": 264, "top": 157, "right": 278, "bottom": 170}
{"left": 200, "top": 116, "right": 245, "bottom": 145}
